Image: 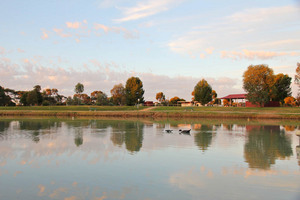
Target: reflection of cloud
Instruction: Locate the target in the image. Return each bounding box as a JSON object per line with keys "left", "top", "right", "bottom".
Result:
{"left": 49, "top": 187, "right": 68, "bottom": 198}
{"left": 169, "top": 168, "right": 205, "bottom": 190}
{"left": 64, "top": 196, "right": 76, "bottom": 200}
{"left": 14, "top": 171, "right": 23, "bottom": 177}
{"left": 38, "top": 184, "right": 46, "bottom": 196}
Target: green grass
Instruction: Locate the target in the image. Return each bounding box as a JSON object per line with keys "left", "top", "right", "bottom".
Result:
{"left": 151, "top": 106, "right": 300, "bottom": 114}
{"left": 0, "top": 105, "right": 144, "bottom": 111}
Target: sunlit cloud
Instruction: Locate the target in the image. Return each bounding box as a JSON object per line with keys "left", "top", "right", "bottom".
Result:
{"left": 53, "top": 28, "right": 72, "bottom": 38}
{"left": 41, "top": 30, "right": 49, "bottom": 40}
{"left": 168, "top": 5, "right": 300, "bottom": 59}
{"left": 66, "top": 21, "right": 82, "bottom": 29}
{"left": 38, "top": 184, "right": 46, "bottom": 196}
{"left": 0, "top": 58, "right": 243, "bottom": 100}
{"left": 0, "top": 46, "right": 6, "bottom": 54}
{"left": 221, "top": 50, "right": 300, "bottom": 60}
{"left": 115, "top": 0, "right": 186, "bottom": 22}
{"left": 94, "top": 23, "right": 139, "bottom": 39}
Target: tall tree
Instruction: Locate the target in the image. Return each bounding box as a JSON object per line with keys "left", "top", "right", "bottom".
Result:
{"left": 156, "top": 92, "right": 165, "bottom": 103}
{"left": 75, "top": 83, "right": 84, "bottom": 95}
{"left": 295, "top": 62, "right": 300, "bottom": 96}
{"left": 125, "top": 77, "right": 144, "bottom": 106}
{"left": 193, "top": 79, "right": 212, "bottom": 105}
{"left": 243, "top": 64, "right": 275, "bottom": 106}
{"left": 272, "top": 73, "right": 292, "bottom": 103}
{"left": 0, "top": 86, "right": 11, "bottom": 106}
{"left": 110, "top": 84, "right": 126, "bottom": 105}
{"left": 33, "top": 85, "right": 43, "bottom": 105}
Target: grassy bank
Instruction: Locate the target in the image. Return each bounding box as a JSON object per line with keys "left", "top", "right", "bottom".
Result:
{"left": 0, "top": 106, "right": 299, "bottom": 119}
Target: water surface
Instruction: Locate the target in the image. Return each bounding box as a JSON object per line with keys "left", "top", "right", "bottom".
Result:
{"left": 0, "top": 118, "right": 299, "bottom": 200}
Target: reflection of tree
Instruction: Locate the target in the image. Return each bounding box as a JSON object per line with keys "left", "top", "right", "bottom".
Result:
{"left": 125, "top": 122, "right": 144, "bottom": 152}
{"left": 110, "top": 121, "right": 144, "bottom": 152}
{"left": 0, "top": 121, "right": 10, "bottom": 133}
{"left": 74, "top": 127, "right": 84, "bottom": 147}
{"left": 19, "top": 120, "right": 60, "bottom": 143}
{"left": 194, "top": 125, "right": 214, "bottom": 152}
{"left": 244, "top": 125, "right": 293, "bottom": 169}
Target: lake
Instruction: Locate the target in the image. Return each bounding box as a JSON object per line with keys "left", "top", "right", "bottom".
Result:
{"left": 0, "top": 118, "right": 299, "bottom": 200}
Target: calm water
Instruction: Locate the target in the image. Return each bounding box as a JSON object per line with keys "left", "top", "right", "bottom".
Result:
{"left": 0, "top": 118, "right": 299, "bottom": 200}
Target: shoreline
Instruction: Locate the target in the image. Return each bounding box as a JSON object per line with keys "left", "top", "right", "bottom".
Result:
{"left": 0, "top": 110, "right": 299, "bottom": 120}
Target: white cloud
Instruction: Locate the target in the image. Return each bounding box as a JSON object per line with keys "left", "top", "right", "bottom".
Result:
{"left": 168, "top": 5, "right": 300, "bottom": 59}
{"left": 0, "top": 46, "right": 6, "bottom": 54}
{"left": 94, "top": 23, "right": 139, "bottom": 39}
{"left": 115, "top": 0, "right": 186, "bottom": 22}
{"left": 53, "top": 28, "right": 72, "bottom": 38}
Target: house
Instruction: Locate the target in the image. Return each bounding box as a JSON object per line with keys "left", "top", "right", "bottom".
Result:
{"left": 220, "top": 94, "right": 247, "bottom": 107}
{"left": 178, "top": 101, "right": 201, "bottom": 107}
{"left": 144, "top": 101, "right": 154, "bottom": 106}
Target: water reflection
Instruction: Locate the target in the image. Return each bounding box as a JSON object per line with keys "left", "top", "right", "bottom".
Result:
{"left": 244, "top": 125, "right": 293, "bottom": 169}
{"left": 194, "top": 125, "right": 214, "bottom": 152}
{"left": 0, "top": 119, "right": 299, "bottom": 200}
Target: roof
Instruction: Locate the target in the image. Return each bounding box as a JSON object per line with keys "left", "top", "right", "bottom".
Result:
{"left": 220, "top": 94, "right": 247, "bottom": 99}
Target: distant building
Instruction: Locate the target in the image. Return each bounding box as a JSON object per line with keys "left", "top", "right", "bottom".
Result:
{"left": 144, "top": 101, "right": 154, "bottom": 106}
{"left": 220, "top": 94, "right": 280, "bottom": 107}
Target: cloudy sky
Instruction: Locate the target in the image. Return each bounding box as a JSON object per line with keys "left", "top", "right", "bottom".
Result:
{"left": 0, "top": 0, "right": 299, "bottom": 100}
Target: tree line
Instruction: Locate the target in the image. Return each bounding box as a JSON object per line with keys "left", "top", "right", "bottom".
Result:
{"left": 1, "top": 63, "right": 300, "bottom": 106}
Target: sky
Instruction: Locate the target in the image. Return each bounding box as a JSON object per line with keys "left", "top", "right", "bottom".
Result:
{"left": 0, "top": 0, "right": 299, "bottom": 101}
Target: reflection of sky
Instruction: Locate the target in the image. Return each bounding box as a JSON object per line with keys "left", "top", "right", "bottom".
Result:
{"left": 0, "top": 119, "right": 299, "bottom": 200}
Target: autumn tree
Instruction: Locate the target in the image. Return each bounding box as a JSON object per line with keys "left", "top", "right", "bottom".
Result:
{"left": 169, "top": 96, "right": 185, "bottom": 105}
{"left": 125, "top": 77, "right": 144, "bottom": 106}
{"left": 156, "top": 92, "right": 165, "bottom": 103}
{"left": 91, "top": 91, "right": 103, "bottom": 101}
{"left": 193, "top": 79, "right": 212, "bottom": 105}
{"left": 243, "top": 64, "right": 275, "bottom": 106}
{"left": 272, "top": 73, "right": 292, "bottom": 104}
{"left": 110, "top": 84, "right": 126, "bottom": 106}
{"left": 284, "top": 96, "right": 296, "bottom": 106}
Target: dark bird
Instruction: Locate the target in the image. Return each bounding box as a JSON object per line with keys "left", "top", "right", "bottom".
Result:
{"left": 179, "top": 129, "right": 191, "bottom": 134}
{"left": 164, "top": 129, "right": 173, "bottom": 133}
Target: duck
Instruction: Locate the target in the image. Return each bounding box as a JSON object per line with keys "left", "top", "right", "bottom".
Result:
{"left": 164, "top": 129, "right": 173, "bottom": 133}
{"left": 179, "top": 129, "right": 191, "bottom": 134}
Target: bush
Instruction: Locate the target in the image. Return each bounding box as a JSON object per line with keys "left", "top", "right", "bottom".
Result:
{"left": 42, "top": 100, "right": 50, "bottom": 106}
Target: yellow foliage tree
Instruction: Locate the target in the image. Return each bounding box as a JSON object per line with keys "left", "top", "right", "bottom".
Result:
{"left": 284, "top": 96, "right": 296, "bottom": 106}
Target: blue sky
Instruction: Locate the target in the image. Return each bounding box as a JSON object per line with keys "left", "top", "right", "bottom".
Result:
{"left": 0, "top": 0, "right": 299, "bottom": 100}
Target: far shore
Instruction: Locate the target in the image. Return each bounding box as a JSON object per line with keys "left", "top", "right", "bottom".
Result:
{"left": 0, "top": 106, "right": 299, "bottom": 120}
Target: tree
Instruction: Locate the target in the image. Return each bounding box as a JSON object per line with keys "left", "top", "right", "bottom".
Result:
{"left": 0, "top": 86, "right": 11, "bottom": 106}
{"left": 272, "top": 73, "right": 292, "bottom": 104}
{"left": 75, "top": 83, "right": 84, "bottom": 95}
{"left": 33, "top": 85, "right": 43, "bottom": 105}
{"left": 96, "top": 92, "right": 109, "bottom": 105}
{"left": 91, "top": 91, "right": 103, "bottom": 101}
{"left": 169, "top": 96, "right": 185, "bottom": 105}
{"left": 193, "top": 79, "right": 212, "bottom": 105}
{"left": 156, "top": 92, "right": 165, "bottom": 103}
{"left": 284, "top": 96, "right": 296, "bottom": 106}
{"left": 26, "top": 90, "right": 38, "bottom": 105}
{"left": 125, "top": 77, "right": 144, "bottom": 106}
{"left": 295, "top": 63, "right": 300, "bottom": 96}
{"left": 243, "top": 64, "right": 275, "bottom": 106}
{"left": 111, "top": 84, "right": 126, "bottom": 106}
